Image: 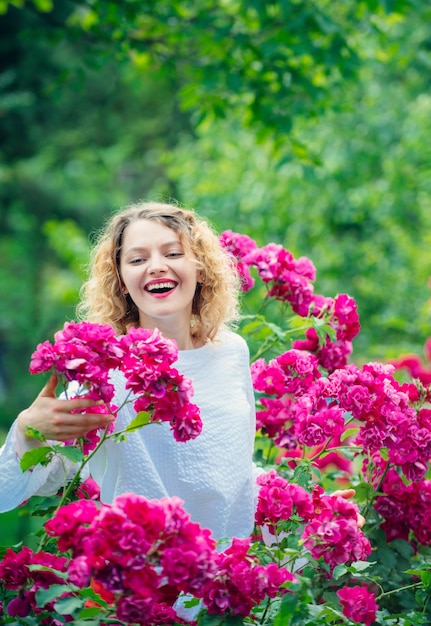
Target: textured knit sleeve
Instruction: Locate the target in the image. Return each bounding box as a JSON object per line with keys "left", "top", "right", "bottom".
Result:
{"left": 0, "top": 420, "right": 80, "bottom": 513}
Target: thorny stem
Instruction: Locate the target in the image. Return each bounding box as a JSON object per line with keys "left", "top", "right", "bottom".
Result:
{"left": 376, "top": 581, "right": 422, "bottom": 600}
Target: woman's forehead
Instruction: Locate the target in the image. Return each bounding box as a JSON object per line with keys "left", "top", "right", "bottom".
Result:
{"left": 120, "top": 218, "right": 199, "bottom": 257}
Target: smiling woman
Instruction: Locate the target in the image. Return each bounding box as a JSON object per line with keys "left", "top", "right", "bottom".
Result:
{"left": 77, "top": 202, "right": 240, "bottom": 343}
{"left": 0, "top": 201, "right": 264, "bottom": 565}
{"left": 119, "top": 219, "right": 202, "bottom": 349}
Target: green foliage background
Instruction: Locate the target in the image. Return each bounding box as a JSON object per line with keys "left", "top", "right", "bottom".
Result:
{"left": 0, "top": 0, "right": 430, "bottom": 440}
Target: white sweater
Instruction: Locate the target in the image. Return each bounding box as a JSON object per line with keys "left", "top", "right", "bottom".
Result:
{"left": 0, "top": 330, "right": 261, "bottom": 541}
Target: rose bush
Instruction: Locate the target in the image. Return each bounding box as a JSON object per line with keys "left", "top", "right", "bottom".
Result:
{"left": 1, "top": 231, "right": 431, "bottom": 625}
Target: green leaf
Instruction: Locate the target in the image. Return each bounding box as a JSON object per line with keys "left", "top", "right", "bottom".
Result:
{"left": 292, "top": 462, "right": 313, "bottom": 489}
{"left": 36, "top": 584, "right": 75, "bottom": 607}
{"left": 405, "top": 568, "right": 426, "bottom": 576}
{"left": 308, "top": 603, "right": 344, "bottom": 620}
{"left": 183, "top": 596, "right": 201, "bottom": 608}
{"left": 21, "top": 495, "right": 61, "bottom": 516}
{"left": 198, "top": 612, "right": 245, "bottom": 626}
{"left": 332, "top": 564, "right": 348, "bottom": 579}
{"left": 52, "top": 444, "right": 84, "bottom": 464}
{"left": 124, "top": 411, "right": 152, "bottom": 432}
{"left": 20, "top": 446, "right": 54, "bottom": 471}
{"left": 273, "top": 592, "right": 300, "bottom": 625}
{"left": 25, "top": 426, "right": 47, "bottom": 442}
{"left": 340, "top": 426, "right": 359, "bottom": 442}
{"left": 353, "top": 480, "right": 377, "bottom": 501}
{"left": 350, "top": 560, "right": 375, "bottom": 572}
{"left": 55, "top": 594, "right": 85, "bottom": 615}
{"left": 77, "top": 605, "right": 106, "bottom": 618}
{"left": 111, "top": 432, "right": 127, "bottom": 443}
{"left": 28, "top": 564, "right": 69, "bottom": 579}
{"left": 75, "top": 586, "right": 108, "bottom": 604}
{"left": 390, "top": 538, "right": 414, "bottom": 560}
{"left": 288, "top": 315, "right": 314, "bottom": 331}
{"left": 265, "top": 320, "right": 287, "bottom": 339}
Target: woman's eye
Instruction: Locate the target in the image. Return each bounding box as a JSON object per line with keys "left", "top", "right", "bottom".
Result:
{"left": 167, "top": 252, "right": 184, "bottom": 258}
{"left": 130, "top": 258, "right": 146, "bottom": 264}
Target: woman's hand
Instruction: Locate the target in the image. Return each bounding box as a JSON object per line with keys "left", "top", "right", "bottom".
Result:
{"left": 17, "top": 373, "right": 114, "bottom": 445}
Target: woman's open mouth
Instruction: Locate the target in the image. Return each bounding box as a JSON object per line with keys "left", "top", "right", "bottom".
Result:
{"left": 145, "top": 280, "right": 178, "bottom": 295}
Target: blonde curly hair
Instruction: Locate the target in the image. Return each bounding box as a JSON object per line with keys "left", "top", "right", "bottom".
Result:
{"left": 77, "top": 201, "right": 241, "bottom": 341}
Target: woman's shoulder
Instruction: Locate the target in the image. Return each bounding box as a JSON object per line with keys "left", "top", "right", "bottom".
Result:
{"left": 215, "top": 327, "right": 250, "bottom": 354}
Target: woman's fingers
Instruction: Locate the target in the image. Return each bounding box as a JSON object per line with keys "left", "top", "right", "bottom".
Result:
{"left": 332, "top": 488, "right": 355, "bottom": 499}
{"left": 331, "top": 488, "right": 365, "bottom": 528}
{"left": 17, "top": 377, "right": 114, "bottom": 443}
{"left": 39, "top": 373, "right": 59, "bottom": 398}
{"left": 46, "top": 408, "right": 114, "bottom": 441}
{"left": 38, "top": 397, "right": 114, "bottom": 440}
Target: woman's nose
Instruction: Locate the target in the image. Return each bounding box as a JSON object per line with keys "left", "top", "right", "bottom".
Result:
{"left": 148, "top": 254, "right": 168, "bottom": 274}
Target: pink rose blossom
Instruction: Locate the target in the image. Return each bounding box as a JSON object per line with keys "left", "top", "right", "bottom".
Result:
{"left": 337, "top": 585, "right": 378, "bottom": 626}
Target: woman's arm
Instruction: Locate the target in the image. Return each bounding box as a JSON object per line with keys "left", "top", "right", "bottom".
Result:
{"left": 0, "top": 374, "right": 111, "bottom": 513}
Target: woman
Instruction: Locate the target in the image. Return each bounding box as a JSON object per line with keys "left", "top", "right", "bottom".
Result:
{"left": 0, "top": 201, "right": 261, "bottom": 542}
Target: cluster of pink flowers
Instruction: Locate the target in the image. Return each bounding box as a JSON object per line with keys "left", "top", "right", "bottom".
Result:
{"left": 29, "top": 321, "right": 202, "bottom": 450}
{"left": 117, "top": 327, "right": 202, "bottom": 442}
{"left": 44, "top": 493, "right": 217, "bottom": 624}
{"left": 292, "top": 293, "right": 360, "bottom": 373}
{"left": 251, "top": 349, "right": 322, "bottom": 447}
{"left": 255, "top": 472, "right": 371, "bottom": 573}
{"left": 251, "top": 348, "right": 347, "bottom": 450}
{"left": 248, "top": 242, "right": 316, "bottom": 316}
{"left": 374, "top": 467, "right": 431, "bottom": 546}
{"left": 219, "top": 231, "right": 316, "bottom": 314}
{"left": 321, "top": 362, "right": 431, "bottom": 482}
{"left": 253, "top": 349, "right": 431, "bottom": 482}
{"left": 0, "top": 546, "right": 68, "bottom": 621}
{"left": 302, "top": 487, "right": 372, "bottom": 572}
{"left": 201, "top": 537, "right": 295, "bottom": 616}
{"left": 29, "top": 321, "right": 122, "bottom": 402}
{"left": 220, "top": 231, "right": 360, "bottom": 371}
{"left": 255, "top": 469, "right": 314, "bottom": 529}
{"left": 39, "top": 492, "right": 291, "bottom": 624}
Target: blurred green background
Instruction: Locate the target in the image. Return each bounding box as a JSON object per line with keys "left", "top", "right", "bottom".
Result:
{"left": 1, "top": 0, "right": 431, "bottom": 539}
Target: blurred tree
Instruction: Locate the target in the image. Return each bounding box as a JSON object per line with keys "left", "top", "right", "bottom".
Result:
{"left": 0, "top": 1, "right": 192, "bottom": 428}
{"left": 164, "top": 9, "right": 431, "bottom": 360}
{"left": 0, "top": 0, "right": 430, "bottom": 436}
{"left": 46, "top": 0, "right": 430, "bottom": 140}
{"left": 3, "top": 0, "right": 426, "bottom": 144}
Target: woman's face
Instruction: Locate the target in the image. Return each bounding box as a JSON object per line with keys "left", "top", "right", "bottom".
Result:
{"left": 119, "top": 219, "right": 200, "bottom": 337}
